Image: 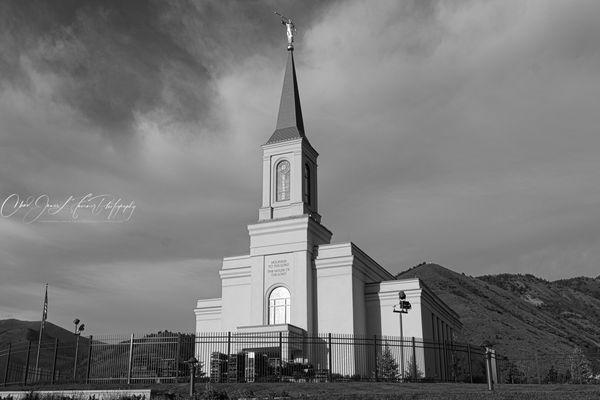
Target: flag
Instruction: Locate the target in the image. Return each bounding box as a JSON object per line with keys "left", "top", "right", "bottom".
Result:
{"left": 36, "top": 283, "right": 48, "bottom": 370}
{"left": 41, "top": 283, "right": 48, "bottom": 329}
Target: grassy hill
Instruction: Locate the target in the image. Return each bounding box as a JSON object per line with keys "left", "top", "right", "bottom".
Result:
{"left": 0, "top": 319, "right": 84, "bottom": 348}
{"left": 395, "top": 264, "right": 600, "bottom": 363}
{"left": 0, "top": 319, "right": 89, "bottom": 378}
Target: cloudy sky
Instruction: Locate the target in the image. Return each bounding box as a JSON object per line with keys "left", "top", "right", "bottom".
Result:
{"left": 1, "top": 0, "right": 600, "bottom": 334}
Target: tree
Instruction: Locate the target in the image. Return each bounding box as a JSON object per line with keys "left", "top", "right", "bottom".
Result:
{"left": 377, "top": 344, "right": 399, "bottom": 381}
{"left": 569, "top": 347, "right": 592, "bottom": 384}
{"left": 544, "top": 365, "right": 558, "bottom": 384}
{"left": 404, "top": 355, "right": 424, "bottom": 381}
{"left": 501, "top": 361, "right": 525, "bottom": 384}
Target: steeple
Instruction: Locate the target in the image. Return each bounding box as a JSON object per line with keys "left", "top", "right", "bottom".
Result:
{"left": 266, "top": 50, "right": 306, "bottom": 144}
{"left": 258, "top": 17, "right": 321, "bottom": 223}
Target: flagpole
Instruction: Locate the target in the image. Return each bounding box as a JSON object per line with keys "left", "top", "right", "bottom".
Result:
{"left": 35, "top": 283, "right": 48, "bottom": 371}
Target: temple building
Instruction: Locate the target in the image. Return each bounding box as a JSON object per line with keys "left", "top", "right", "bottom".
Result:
{"left": 194, "top": 37, "right": 461, "bottom": 379}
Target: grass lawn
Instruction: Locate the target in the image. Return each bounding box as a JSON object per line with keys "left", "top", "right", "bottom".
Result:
{"left": 180, "top": 382, "right": 600, "bottom": 399}
{"left": 3, "top": 382, "right": 600, "bottom": 400}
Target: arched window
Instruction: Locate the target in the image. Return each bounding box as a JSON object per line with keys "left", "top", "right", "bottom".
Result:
{"left": 268, "top": 286, "right": 291, "bottom": 325}
{"left": 303, "top": 163, "right": 311, "bottom": 205}
{"left": 276, "top": 160, "right": 290, "bottom": 202}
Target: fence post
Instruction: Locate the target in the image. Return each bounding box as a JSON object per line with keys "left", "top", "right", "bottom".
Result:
{"left": 227, "top": 332, "right": 231, "bottom": 359}
{"left": 3, "top": 343, "right": 11, "bottom": 387}
{"left": 23, "top": 341, "right": 32, "bottom": 386}
{"left": 175, "top": 334, "right": 181, "bottom": 381}
{"left": 51, "top": 338, "right": 58, "bottom": 385}
{"left": 485, "top": 348, "right": 494, "bottom": 391}
{"left": 278, "top": 332, "right": 283, "bottom": 382}
{"left": 373, "top": 335, "right": 378, "bottom": 382}
{"left": 535, "top": 351, "right": 541, "bottom": 384}
{"left": 467, "top": 343, "right": 473, "bottom": 384}
{"left": 441, "top": 340, "right": 447, "bottom": 382}
{"left": 411, "top": 337, "right": 417, "bottom": 381}
{"left": 437, "top": 339, "right": 442, "bottom": 381}
{"left": 450, "top": 341, "right": 455, "bottom": 382}
{"left": 497, "top": 356, "right": 502, "bottom": 384}
{"left": 127, "top": 333, "right": 134, "bottom": 384}
{"left": 327, "top": 333, "right": 332, "bottom": 382}
{"left": 85, "top": 335, "right": 93, "bottom": 384}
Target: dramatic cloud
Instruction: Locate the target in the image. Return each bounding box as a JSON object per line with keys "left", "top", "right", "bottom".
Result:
{"left": 1, "top": 0, "right": 600, "bottom": 333}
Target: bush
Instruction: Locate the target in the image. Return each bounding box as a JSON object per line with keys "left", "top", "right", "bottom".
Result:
{"left": 330, "top": 373, "right": 344, "bottom": 381}
{"left": 196, "top": 389, "right": 228, "bottom": 400}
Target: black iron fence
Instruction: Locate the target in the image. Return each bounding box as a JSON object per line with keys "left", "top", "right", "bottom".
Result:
{"left": 3, "top": 332, "right": 597, "bottom": 387}
{"left": 185, "top": 332, "right": 490, "bottom": 384}
{"left": 495, "top": 349, "right": 600, "bottom": 384}
{"left": 0, "top": 332, "right": 492, "bottom": 386}
{"left": 0, "top": 339, "right": 75, "bottom": 386}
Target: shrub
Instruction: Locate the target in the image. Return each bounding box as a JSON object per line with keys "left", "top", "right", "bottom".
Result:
{"left": 350, "top": 373, "right": 362, "bottom": 381}
{"left": 377, "top": 344, "right": 399, "bottom": 381}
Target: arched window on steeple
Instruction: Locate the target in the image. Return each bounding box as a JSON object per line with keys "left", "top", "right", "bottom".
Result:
{"left": 303, "top": 163, "right": 311, "bottom": 205}
{"left": 276, "top": 160, "right": 290, "bottom": 202}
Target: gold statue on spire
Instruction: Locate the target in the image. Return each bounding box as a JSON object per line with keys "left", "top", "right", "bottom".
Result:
{"left": 275, "top": 12, "right": 296, "bottom": 50}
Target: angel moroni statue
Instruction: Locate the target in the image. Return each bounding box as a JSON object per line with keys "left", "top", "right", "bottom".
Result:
{"left": 275, "top": 12, "right": 296, "bottom": 50}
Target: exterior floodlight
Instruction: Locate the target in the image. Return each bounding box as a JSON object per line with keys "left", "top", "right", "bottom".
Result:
{"left": 78, "top": 324, "right": 85, "bottom": 332}
{"left": 73, "top": 318, "right": 80, "bottom": 325}
{"left": 399, "top": 291, "right": 406, "bottom": 300}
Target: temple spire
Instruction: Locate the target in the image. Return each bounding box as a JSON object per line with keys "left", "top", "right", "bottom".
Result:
{"left": 276, "top": 51, "right": 304, "bottom": 131}
{"left": 266, "top": 14, "right": 306, "bottom": 145}
{"left": 266, "top": 50, "right": 306, "bottom": 144}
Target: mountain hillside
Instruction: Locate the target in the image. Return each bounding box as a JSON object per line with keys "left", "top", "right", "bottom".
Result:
{"left": 396, "top": 264, "right": 600, "bottom": 362}
{"left": 478, "top": 273, "right": 600, "bottom": 348}
{"left": 0, "top": 319, "right": 83, "bottom": 347}
{"left": 0, "top": 319, "right": 89, "bottom": 370}
{"left": 554, "top": 276, "right": 600, "bottom": 302}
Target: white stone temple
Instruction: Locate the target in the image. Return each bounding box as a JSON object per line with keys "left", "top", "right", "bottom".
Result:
{"left": 194, "top": 41, "right": 461, "bottom": 379}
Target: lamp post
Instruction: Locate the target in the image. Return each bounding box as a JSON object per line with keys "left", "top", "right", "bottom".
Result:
{"left": 72, "top": 319, "right": 85, "bottom": 382}
{"left": 393, "top": 291, "right": 411, "bottom": 381}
